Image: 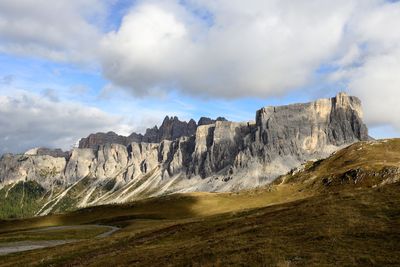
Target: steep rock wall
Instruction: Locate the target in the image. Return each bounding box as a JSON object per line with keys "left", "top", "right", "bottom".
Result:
{"left": 0, "top": 93, "right": 369, "bottom": 213}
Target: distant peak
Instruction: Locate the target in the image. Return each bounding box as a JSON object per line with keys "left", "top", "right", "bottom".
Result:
{"left": 335, "top": 92, "right": 349, "bottom": 99}
{"left": 162, "top": 115, "right": 181, "bottom": 124}
{"left": 216, "top": 117, "right": 227, "bottom": 122}
{"left": 198, "top": 117, "right": 228, "bottom": 126}
{"left": 198, "top": 117, "right": 213, "bottom": 126}
{"left": 337, "top": 91, "right": 348, "bottom": 96}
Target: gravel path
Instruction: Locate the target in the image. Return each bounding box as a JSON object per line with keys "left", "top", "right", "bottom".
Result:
{"left": 96, "top": 226, "right": 119, "bottom": 238}
{"left": 0, "top": 225, "right": 119, "bottom": 256}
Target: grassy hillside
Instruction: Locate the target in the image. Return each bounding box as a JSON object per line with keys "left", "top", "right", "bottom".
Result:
{"left": 0, "top": 182, "right": 399, "bottom": 266}
{"left": 0, "top": 139, "right": 399, "bottom": 266}
{"left": 0, "top": 182, "right": 308, "bottom": 233}
{"left": 278, "top": 139, "right": 400, "bottom": 190}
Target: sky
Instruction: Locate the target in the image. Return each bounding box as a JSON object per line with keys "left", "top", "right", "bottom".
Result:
{"left": 0, "top": 0, "right": 399, "bottom": 154}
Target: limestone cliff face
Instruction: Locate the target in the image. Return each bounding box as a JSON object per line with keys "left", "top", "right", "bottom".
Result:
{"left": 253, "top": 92, "right": 368, "bottom": 156}
{"left": 0, "top": 153, "right": 66, "bottom": 188}
{"left": 78, "top": 116, "right": 221, "bottom": 149}
{"left": 78, "top": 132, "right": 138, "bottom": 149}
{"left": 0, "top": 93, "right": 369, "bottom": 214}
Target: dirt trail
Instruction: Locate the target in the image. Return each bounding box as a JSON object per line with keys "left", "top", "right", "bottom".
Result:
{"left": 0, "top": 225, "right": 119, "bottom": 256}
{"left": 0, "top": 240, "right": 76, "bottom": 255}
{"left": 96, "top": 226, "right": 119, "bottom": 238}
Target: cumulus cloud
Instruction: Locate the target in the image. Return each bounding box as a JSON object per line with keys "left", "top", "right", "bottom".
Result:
{"left": 1, "top": 0, "right": 400, "bottom": 141}
{"left": 99, "top": 0, "right": 400, "bottom": 133}
{"left": 0, "top": 84, "right": 194, "bottom": 154}
{"left": 0, "top": 0, "right": 104, "bottom": 63}
{"left": 330, "top": 1, "right": 400, "bottom": 131}
{"left": 0, "top": 91, "right": 127, "bottom": 154}
{"left": 100, "top": 0, "right": 356, "bottom": 98}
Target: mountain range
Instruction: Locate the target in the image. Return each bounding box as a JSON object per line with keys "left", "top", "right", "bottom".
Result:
{"left": 0, "top": 92, "right": 369, "bottom": 218}
{"left": 78, "top": 116, "right": 227, "bottom": 148}
{"left": 1, "top": 135, "right": 399, "bottom": 266}
{"left": 1, "top": 92, "right": 400, "bottom": 266}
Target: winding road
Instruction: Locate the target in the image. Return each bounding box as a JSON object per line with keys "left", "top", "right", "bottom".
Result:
{"left": 0, "top": 225, "right": 119, "bottom": 256}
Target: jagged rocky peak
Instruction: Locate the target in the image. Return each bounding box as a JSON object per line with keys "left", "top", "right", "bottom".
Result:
{"left": 79, "top": 115, "right": 229, "bottom": 148}
{"left": 0, "top": 93, "right": 371, "bottom": 215}
{"left": 155, "top": 115, "right": 197, "bottom": 143}
{"left": 198, "top": 116, "right": 227, "bottom": 126}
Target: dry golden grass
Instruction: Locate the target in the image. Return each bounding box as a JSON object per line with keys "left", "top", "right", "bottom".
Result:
{"left": 0, "top": 182, "right": 308, "bottom": 234}
{"left": 0, "top": 226, "right": 110, "bottom": 244}
{"left": 279, "top": 138, "right": 400, "bottom": 190}
{"left": 0, "top": 182, "right": 399, "bottom": 266}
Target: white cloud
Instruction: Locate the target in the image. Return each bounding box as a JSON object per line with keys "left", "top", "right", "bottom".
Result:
{"left": 100, "top": 0, "right": 356, "bottom": 98}
{"left": 0, "top": 91, "right": 126, "bottom": 154}
{"left": 0, "top": 0, "right": 104, "bottom": 63}
{"left": 0, "top": 84, "right": 195, "bottom": 154}
{"left": 99, "top": 0, "right": 400, "bottom": 134}
{"left": 349, "top": 53, "right": 400, "bottom": 128}
{"left": 331, "top": 1, "right": 400, "bottom": 131}
{"left": 1, "top": 0, "right": 400, "bottom": 139}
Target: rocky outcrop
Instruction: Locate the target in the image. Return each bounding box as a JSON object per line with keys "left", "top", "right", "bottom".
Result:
{"left": 78, "top": 116, "right": 222, "bottom": 149}
{"left": 78, "top": 131, "right": 139, "bottom": 149}
{"left": 78, "top": 132, "right": 135, "bottom": 149}
{"left": 0, "top": 153, "right": 66, "bottom": 188}
{"left": 25, "top": 148, "right": 70, "bottom": 159}
{"left": 253, "top": 92, "right": 368, "bottom": 155}
{"left": 198, "top": 117, "right": 227, "bottom": 126}
{"left": 141, "top": 116, "right": 197, "bottom": 143}
{"left": 0, "top": 93, "right": 370, "bottom": 214}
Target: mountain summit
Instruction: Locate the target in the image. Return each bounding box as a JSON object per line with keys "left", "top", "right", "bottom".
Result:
{"left": 0, "top": 93, "right": 369, "bottom": 216}
{"left": 78, "top": 116, "right": 227, "bottom": 149}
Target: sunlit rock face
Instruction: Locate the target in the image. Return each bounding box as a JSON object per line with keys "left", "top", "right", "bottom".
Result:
{"left": 254, "top": 92, "right": 368, "bottom": 155}
{"left": 77, "top": 116, "right": 222, "bottom": 149}
{"left": 0, "top": 93, "right": 369, "bottom": 214}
